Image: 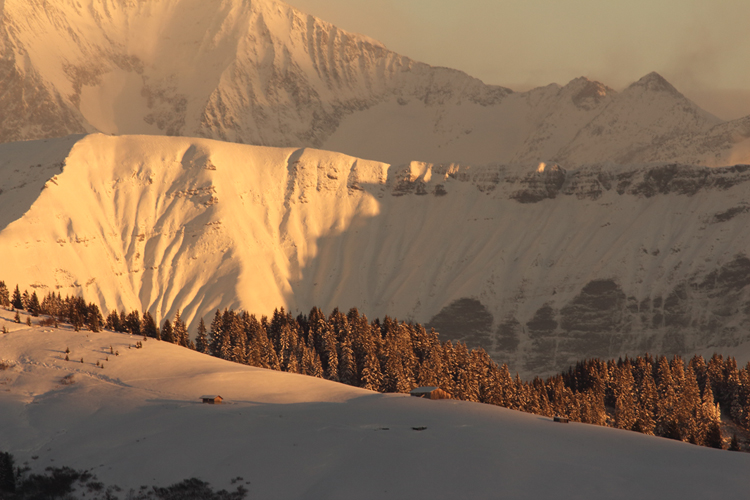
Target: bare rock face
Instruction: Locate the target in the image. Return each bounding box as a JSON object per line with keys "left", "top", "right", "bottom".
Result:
{"left": 425, "top": 298, "right": 494, "bottom": 348}
{"left": 0, "top": 27, "right": 88, "bottom": 143}
{"left": 429, "top": 254, "right": 750, "bottom": 377}
{"left": 510, "top": 164, "right": 567, "bottom": 203}
{"left": 416, "top": 161, "right": 750, "bottom": 376}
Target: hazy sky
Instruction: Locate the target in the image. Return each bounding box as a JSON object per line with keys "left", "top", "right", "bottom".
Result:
{"left": 285, "top": 0, "right": 750, "bottom": 120}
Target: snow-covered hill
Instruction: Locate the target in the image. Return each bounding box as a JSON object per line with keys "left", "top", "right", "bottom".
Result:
{"left": 3, "top": 134, "right": 750, "bottom": 378}
{"left": 1, "top": 312, "right": 748, "bottom": 498}
{"left": 1, "top": 0, "right": 748, "bottom": 167}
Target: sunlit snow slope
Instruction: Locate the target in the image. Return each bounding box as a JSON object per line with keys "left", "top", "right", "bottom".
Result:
{"left": 1, "top": 314, "right": 749, "bottom": 499}
{"left": 1, "top": 0, "right": 749, "bottom": 166}
{"left": 3, "top": 134, "right": 750, "bottom": 377}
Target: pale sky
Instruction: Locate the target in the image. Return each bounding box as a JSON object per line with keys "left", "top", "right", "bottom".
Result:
{"left": 285, "top": 0, "right": 750, "bottom": 120}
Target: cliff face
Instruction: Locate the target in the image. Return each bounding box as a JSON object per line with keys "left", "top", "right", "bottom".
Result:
{"left": 2, "top": 134, "right": 750, "bottom": 378}
{"left": 1, "top": 0, "right": 748, "bottom": 167}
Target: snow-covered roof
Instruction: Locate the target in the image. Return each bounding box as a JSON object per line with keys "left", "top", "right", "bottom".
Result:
{"left": 410, "top": 387, "right": 439, "bottom": 394}
{"left": 199, "top": 395, "right": 222, "bottom": 399}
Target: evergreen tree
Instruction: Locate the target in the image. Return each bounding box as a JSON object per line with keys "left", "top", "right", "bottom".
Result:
{"left": 105, "top": 310, "right": 122, "bottom": 332}
{"left": 307, "top": 307, "right": 328, "bottom": 355}
{"left": 701, "top": 382, "right": 723, "bottom": 449}
{"left": 161, "top": 319, "right": 175, "bottom": 343}
{"left": 0, "top": 281, "right": 9, "bottom": 308}
{"left": 440, "top": 341, "right": 458, "bottom": 398}
{"left": 227, "top": 312, "right": 247, "bottom": 364}
{"left": 614, "top": 364, "right": 637, "bottom": 430}
{"left": 11, "top": 285, "right": 22, "bottom": 310}
{"left": 28, "top": 291, "right": 40, "bottom": 316}
{"left": 267, "top": 307, "right": 288, "bottom": 354}
{"left": 359, "top": 350, "right": 382, "bottom": 391}
{"left": 740, "top": 365, "right": 750, "bottom": 429}
{"left": 300, "top": 340, "right": 316, "bottom": 376}
{"left": 258, "top": 323, "right": 280, "bottom": 370}
{"left": 277, "top": 322, "right": 293, "bottom": 370}
{"left": 242, "top": 311, "right": 262, "bottom": 366}
{"left": 689, "top": 355, "right": 708, "bottom": 393}
{"left": 310, "top": 349, "right": 324, "bottom": 378}
{"left": 454, "top": 344, "right": 479, "bottom": 402}
{"left": 679, "top": 365, "right": 703, "bottom": 444}
{"left": 706, "top": 354, "right": 726, "bottom": 404}
{"left": 321, "top": 323, "right": 340, "bottom": 382}
{"left": 141, "top": 312, "right": 159, "bottom": 340}
{"left": 86, "top": 303, "right": 103, "bottom": 332}
{"left": 195, "top": 318, "right": 209, "bottom": 354}
{"left": 243, "top": 314, "right": 269, "bottom": 367}
{"left": 217, "top": 310, "right": 235, "bottom": 360}
{"left": 124, "top": 310, "right": 141, "bottom": 336}
{"left": 724, "top": 357, "right": 744, "bottom": 424}
{"left": 0, "top": 451, "right": 15, "bottom": 493}
{"left": 339, "top": 340, "right": 357, "bottom": 386}
{"left": 173, "top": 310, "right": 190, "bottom": 347}
{"left": 208, "top": 310, "right": 224, "bottom": 357}
{"left": 655, "top": 356, "right": 680, "bottom": 439}
{"left": 416, "top": 344, "right": 444, "bottom": 389}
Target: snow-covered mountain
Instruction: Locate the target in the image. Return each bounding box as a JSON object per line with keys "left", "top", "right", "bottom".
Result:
{"left": 1, "top": 0, "right": 748, "bottom": 167}
{"left": 1, "top": 314, "right": 749, "bottom": 498}
{"left": 3, "top": 134, "right": 750, "bottom": 378}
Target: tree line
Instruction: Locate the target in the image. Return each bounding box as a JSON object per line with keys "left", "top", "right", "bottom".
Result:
{"left": 1, "top": 280, "right": 747, "bottom": 450}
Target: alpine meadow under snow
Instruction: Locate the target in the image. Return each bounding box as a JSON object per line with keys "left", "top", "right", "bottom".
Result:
{"left": 1, "top": 310, "right": 749, "bottom": 498}
{"left": 2, "top": 0, "right": 750, "bottom": 496}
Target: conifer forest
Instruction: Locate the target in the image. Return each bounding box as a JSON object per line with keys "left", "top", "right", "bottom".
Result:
{"left": 1, "top": 280, "right": 748, "bottom": 451}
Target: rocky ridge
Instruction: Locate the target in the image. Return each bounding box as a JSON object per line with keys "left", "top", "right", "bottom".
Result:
{"left": 0, "top": 0, "right": 748, "bottom": 167}
{"left": 2, "top": 134, "right": 750, "bottom": 377}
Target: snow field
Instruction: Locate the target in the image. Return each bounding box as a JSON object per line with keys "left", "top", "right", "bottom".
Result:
{"left": 1, "top": 309, "right": 749, "bottom": 498}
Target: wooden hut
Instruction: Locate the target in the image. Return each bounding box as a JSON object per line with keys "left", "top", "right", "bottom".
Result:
{"left": 200, "top": 395, "right": 223, "bottom": 404}
{"left": 409, "top": 387, "right": 452, "bottom": 400}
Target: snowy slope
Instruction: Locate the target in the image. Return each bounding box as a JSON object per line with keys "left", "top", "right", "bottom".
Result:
{"left": 1, "top": 0, "right": 748, "bottom": 167}
{"left": 3, "top": 134, "right": 750, "bottom": 378}
{"left": 1, "top": 312, "right": 749, "bottom": 499}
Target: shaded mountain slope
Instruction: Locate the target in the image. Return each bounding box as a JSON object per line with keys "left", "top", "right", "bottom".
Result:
{"left": 3, "top": 134, "right": 750, "bottom": 376}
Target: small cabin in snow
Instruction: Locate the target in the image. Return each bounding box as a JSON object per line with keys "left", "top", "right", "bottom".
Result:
{"left": 409, "top": 387, "right": 452, "bottom": 400}
{"left": 200, "top": 395, "right": 223, "bottom": 404}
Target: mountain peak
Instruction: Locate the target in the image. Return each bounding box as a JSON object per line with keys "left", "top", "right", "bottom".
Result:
{"left": 561, "top": 77, "right": 614, "bottom": 110}
{"left": 628, "top": 72, "right": 681, "bottom": 96}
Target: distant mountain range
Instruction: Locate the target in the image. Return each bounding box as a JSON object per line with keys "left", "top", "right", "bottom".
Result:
{"left": 1, "top": 0, "right": 748, "bottom": 167}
